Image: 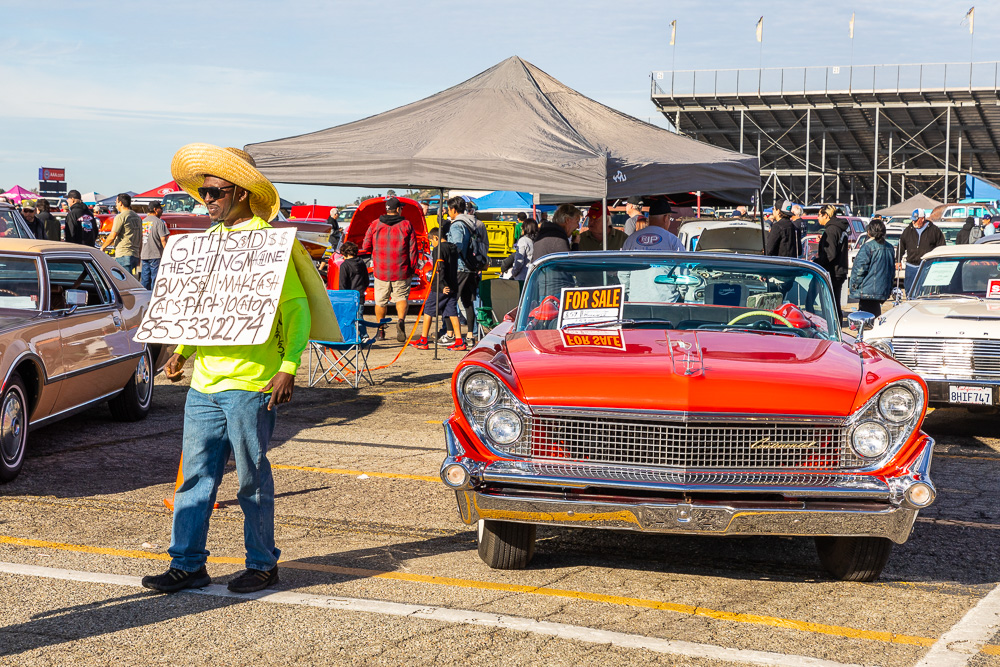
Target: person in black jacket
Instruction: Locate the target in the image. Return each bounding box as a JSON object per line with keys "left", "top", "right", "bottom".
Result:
{"left": 815, "top": 204, "right": 850, "bottom": 323}
{"left": 63, "top": 190, "right": 97, "bottom": 246}
{"left": 897, "top": 209, "right": 946, "bottom": 294}
{"left": 20, "top": 204, "right": 45, "bottom": 239}
{"left": 410, "top": 229, "right": 464, "bottom": 351}
{"left": 35, "top": 199, "right": 59, "bottom": 241}
{"left": 765, "top": 200, "right": 800, "bottom": 258}
{"left": 337, "top": 242, "right": 369, "bottom": 304}
{"left": 956, "top": 216, "right": 976, "bottom": 244}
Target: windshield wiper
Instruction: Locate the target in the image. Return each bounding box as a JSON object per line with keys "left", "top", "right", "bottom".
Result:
{"left": 562, "top": 319, "right": 635, "bottom": 329}
{"left": 916, "top": 293, "right": 981, "bottom": 300}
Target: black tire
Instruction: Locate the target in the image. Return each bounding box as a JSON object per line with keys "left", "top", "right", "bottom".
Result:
{"left": 109, "top": 349, "right": 153, "bottom": 422}
{"left": 815, "top": 536, "right": 893, "bottom": 582}
{"left": 477, "top": 519, "right": 536, "bottom": 570}
{"left": 0, "top": 373, "right": 28, "bottom": 482}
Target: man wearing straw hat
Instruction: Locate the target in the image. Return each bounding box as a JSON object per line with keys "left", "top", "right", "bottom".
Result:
{"left": 142, "top": 144, "right": 311, "bottom": 594}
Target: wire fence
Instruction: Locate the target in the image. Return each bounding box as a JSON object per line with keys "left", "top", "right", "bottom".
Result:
{"left": 651, "top": 62, "right": 1000, "bottom": 98}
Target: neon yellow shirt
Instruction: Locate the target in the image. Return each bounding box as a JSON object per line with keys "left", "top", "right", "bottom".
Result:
{"left": 175, "top": 217, "right": 310, "bottom": 394}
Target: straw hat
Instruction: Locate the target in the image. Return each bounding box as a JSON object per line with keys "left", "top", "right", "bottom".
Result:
{"left": 170, "top": 143, "right": 279, "bottom": 221}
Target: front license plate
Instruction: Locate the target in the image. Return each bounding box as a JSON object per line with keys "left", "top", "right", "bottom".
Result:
{"left": 949, "top": 385, "right": 994, "bottom": 405}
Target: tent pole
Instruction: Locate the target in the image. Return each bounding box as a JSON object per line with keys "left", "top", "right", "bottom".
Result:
{"left": 434, "top": 188, "right": 444, "bottom": 361}
{"left": 757, "top": 189, "right": 766, "bottom": 253}
{"left": 602, "top": 196, "right": 608, "bottom": 251}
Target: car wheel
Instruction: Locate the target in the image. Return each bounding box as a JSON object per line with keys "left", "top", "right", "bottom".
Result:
{"left": 477, "top": 519, "right": 536, "bottom": 570}
{"left": 815, "top": 536, "right": 893, "bottom": 582}
{"left": 108, "top": 349, "right": 153, "bottom": 422}
{"left": 0, "top": 373, "right": 28, "bottom": 483}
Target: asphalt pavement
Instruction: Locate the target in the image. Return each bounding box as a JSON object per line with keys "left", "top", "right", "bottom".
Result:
{"left": 1, "top": 336, "right": 1000, "bottom": 666}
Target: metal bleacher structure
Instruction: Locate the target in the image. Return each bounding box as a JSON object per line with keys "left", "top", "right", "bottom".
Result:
{"left": 651, "top": 62, "right": 1000, "bottom": 213}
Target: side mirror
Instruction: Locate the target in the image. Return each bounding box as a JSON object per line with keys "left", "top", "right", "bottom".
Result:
{"left": 65, "top": 289, "right": 87, "bottom": 315}
{"left": 847, "top": 311, "right": 875, "bottom": 342}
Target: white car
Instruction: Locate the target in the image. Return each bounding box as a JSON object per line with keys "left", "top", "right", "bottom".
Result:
{"left": 866, "top": 244, "right": 1000, "bottom": 410}
{"left": 677, "top": 219, "right": 769, "bottom": 253}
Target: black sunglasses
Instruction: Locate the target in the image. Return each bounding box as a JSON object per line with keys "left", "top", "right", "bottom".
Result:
{"left": 197, "top": 185, "right": 236, "bottom": 200}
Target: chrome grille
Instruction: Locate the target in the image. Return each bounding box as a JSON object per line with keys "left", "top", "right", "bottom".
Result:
{"left": 892, "top": 337, "right": 1000, "bottom": 380}
{"left": 526, "top": 414, "right": 859, "bottom": 470}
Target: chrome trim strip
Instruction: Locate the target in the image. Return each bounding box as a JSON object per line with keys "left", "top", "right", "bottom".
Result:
{"left": 28, "top": 389, "right": 124, "bottom": 429}
{"left": 47, "top": 350, "right": 144, "bottom": 383}
{"left": 454, "top": 491, "right": 919, "bottom": 544}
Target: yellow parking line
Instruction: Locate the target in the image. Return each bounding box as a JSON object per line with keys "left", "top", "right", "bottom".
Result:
{"left": 0, "top": 533, "right": 948, "bottom": 650}
{"left": 425, "top": 420, "right": 444, "bottom": 424}
{"left": 271, "top": 464, "right": 439, "bottom": 483}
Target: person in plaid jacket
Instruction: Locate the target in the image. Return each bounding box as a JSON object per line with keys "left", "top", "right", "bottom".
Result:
{"left": 361, "top": 197, "right": 418, "bottom": 341}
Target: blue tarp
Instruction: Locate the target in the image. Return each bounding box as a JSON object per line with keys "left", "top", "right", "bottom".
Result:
{"left": 473, "top": 190, "right": 534, "bottom": 211}
{"left": 964, "top": 175, "right": 1000, "bottom": 201}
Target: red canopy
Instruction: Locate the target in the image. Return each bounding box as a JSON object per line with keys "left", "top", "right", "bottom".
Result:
{"left": 136, "top": 180, "right": 180, "bottom": 198}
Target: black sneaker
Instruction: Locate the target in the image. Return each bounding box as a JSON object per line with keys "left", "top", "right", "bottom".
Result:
{"left": 141, "top": 566, "right": 211, "bottom": 593}
{"left": 227, "top": 566, "right": 279, "bottom": 594}
{"left": 396, "top": 320, "right": 407, "bottom": 342}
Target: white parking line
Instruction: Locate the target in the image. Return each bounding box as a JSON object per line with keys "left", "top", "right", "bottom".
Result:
{"left": 0, "top": 561, "right": 863, "bottom": 667}
{"left": 914, "top": 582, "right": 1000, "bottom": 666}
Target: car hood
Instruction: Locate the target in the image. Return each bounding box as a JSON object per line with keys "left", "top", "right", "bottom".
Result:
{"left": 868, "top": 299, "right": 1000, "bottom": 339}
{"left": 505, "top": 329, "right": 862, "bottom": 416}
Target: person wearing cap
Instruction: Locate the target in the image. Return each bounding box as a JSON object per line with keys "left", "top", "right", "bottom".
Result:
{"left": 765, "top": 200, "right": 800, "bottom": 258}
{"left": 897, "top": 208, "right": 945, "bottom": 294}
{"left": 361, "top": 195, "right": 418, "bottom": 342}
{"left": 579, "top": 201, "right": 628, "bottom": 251}
{"left": 622, "top": 199, "right": 684, "bottom": 252}
{"left": 984, "top": 214, "right": 997, "bottom": 237}
{"left": 100, "top": 193, "right": 143, "bottom": 273}
{"left": 622, "top": 196, "right": 647, "bottom": 236}
{"left": 63, "top": 189, "right": 97, "bottom": 246}
{"left": 20, "top": 204, "right": 44, "bottom": 239}
{"left": 142, "top": 144, "right": 315, "bottom": 596}
{"left": 139, "top": 201, "right": 169, "bottom": 289}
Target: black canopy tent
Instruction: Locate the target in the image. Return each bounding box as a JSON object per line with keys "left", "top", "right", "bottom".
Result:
{"left": 245, "top": 56, "right": 760, "bottom": 203}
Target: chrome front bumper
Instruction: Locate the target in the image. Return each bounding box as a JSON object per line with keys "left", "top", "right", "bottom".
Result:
{"left": 442, "top": 423, "right": 935, "bottom": 544}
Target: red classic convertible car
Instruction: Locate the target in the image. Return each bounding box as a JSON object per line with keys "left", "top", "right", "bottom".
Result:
{"left": 441, "top": 252, "right": 935, "bottom": 581}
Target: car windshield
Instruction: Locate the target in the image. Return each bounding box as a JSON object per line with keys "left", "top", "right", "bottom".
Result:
{"left": 0, "top": 211, "right": 31, "bottom": 239}
{"left": 0, "top": 256, "right": 41, "bottom": 310}
{"left": 802, "top": 218, "right": 823, "bottom": 235}
{"left": 940, "top": 227, "right": 964, "bottom": 244}
{"left": 911, "top": 256, "right": 1000, "bottom": 298}
{"left": 161, "top": 193, "right": 208, "bottom": 215}
{"left": 518, "top": 255, "right": 840, "bottom": 340}
{"left": 337, "top": 208, "right": 355, "bottom": 223}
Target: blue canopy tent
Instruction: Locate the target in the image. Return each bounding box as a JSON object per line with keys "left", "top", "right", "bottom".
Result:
{"left": 964, "top": 175, "right": 1000, "bottom": 202}
{"left": 97, "top": 191, "right": 137, "bottom": 207}
{"left": 473, "top": 190, "right": 533, "bottom": 212}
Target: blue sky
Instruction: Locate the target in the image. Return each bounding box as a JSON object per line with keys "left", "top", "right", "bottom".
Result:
{"left": 0, "top": 0, "right": 990, "bottom": 205}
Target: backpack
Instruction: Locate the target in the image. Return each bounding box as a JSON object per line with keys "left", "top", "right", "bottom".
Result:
{"left": 458, "top": 219, "right": 489, "bottom": 272}
{"left": 970, "top": 225, "right": 984, "bottom": 243}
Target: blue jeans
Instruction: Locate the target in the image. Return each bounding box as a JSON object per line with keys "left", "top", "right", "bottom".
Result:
{"left": 116, "top": 255, "right": 139, "bottom": 274}
{"left": 904, "top": 264, "right": 919, "bottom": 296}
{"left": 168, "top": 389, "right": 279, "bottom": 572}
{"left": 140, "top": 258, "right": 160, "bottom": 290}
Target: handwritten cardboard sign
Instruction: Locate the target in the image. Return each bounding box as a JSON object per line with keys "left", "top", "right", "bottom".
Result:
{"left": 556, "top": 285, "right": 624, "bottom": 329}
{"left": 134, "top": 228, "right": 295, "bottom": 346}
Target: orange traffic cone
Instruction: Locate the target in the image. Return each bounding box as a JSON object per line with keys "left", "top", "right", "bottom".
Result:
{"left": 163, "top": 455, "right": 220, "bottom": 511}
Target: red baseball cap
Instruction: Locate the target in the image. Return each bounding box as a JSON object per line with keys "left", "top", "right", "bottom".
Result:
{"left": 587, "top": 201, "right": 607, "bottom": 219}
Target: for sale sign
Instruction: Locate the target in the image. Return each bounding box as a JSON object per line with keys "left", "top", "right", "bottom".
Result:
{"left": 556, "top": 285, "right": 624, "bottom": 328}
{"left": 134, "top": 228, "right": 295, "bottom": 345}
{"left": 987, "top": 279, "right": 1000, "bottom": 299}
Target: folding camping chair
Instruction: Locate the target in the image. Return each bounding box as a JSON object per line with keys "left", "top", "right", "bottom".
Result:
{"left": 308, "top": 290, "right": 390, "bottom": 388}
{"left": 475, "top": 279, "right": 522, "bottom": 337}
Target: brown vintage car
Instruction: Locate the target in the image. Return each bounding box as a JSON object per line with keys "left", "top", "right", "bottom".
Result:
{"left": 0, "top": 239, "right": 171, "bottom": 482}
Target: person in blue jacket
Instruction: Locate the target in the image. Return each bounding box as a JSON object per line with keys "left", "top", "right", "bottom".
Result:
{"left": 849, "top": 219, "right": 896, "bottom": 317}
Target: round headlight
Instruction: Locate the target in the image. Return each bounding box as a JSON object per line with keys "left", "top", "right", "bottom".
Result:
{"left": 851, "top": 421, "right": 890, "bottom": 458}
{"left": 869, "top": 339, "right": 894, "bottom": 357}
{"left": 878, "top": 386, "right": 916, "bottom": 423}
{"left": 485, "top": 409, "right": 523, "bottom": 445}
{"left": 464, "top": 373, "right": 499, "bottom": 408}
